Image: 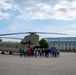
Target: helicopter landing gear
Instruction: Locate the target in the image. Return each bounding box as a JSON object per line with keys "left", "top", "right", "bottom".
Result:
{"left": 1, "top": 51, "right": 5, "bottom": 54}
{"left": 9, "top": 51, "right": 12, "bottom": 54}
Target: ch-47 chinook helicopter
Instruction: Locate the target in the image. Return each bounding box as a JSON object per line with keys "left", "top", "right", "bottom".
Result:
{"left": 0, "top": 32, "right": 67, "bottom": 54}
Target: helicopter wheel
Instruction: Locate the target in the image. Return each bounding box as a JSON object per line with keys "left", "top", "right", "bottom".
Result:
{"left": 1, "top": 51, "right": 5, "bottom": 54}
{"left": 9, "top": 52, "right": 12, "bottom": 54}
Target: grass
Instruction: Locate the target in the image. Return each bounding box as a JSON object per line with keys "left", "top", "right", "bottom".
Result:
{"left": 60, "top": 50, "right": 74, "bottom": 52}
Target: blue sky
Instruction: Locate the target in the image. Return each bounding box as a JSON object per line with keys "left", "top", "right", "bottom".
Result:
{"left": 0, "top": 0, "right": 76, "bottom": 41}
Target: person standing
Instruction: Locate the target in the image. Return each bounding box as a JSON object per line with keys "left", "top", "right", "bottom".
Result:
{"left": 44, "top": 48, "right": 47, "bottom": 57}
{"left": 54, "top": 49, "right": 57, "bottom": 57}
{"left": 23, "top": 47, "right": 27, "bottom": 57}
{"left": 27, "top": 48, "right": 31, "bottom": 57}
{"left": 50, "top": 48, "right": 52, "bottom": 57}
{"left": 57, "top": 49, "right": 60, "bottom": 57}
{"left": 20, "top": 46, "right": 24, "bottom": 57}
{"left": 52, "top": 48, "right": 55, "bottom": 57}
{"left": 30, "top": 48, "right": 34, "bottom": 57}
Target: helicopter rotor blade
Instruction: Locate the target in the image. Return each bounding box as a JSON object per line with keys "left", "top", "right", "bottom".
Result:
{"left": 35, "top": 32, "right": 67, "bottom": 35}
{"left": 0, "top": 32, "right": 29, "bottom": 36}
{"left": 0, "top": 37, "right": 22, "bottom": 40}
{"left": 0, "top": 32, "right": 67, "bottom": 36}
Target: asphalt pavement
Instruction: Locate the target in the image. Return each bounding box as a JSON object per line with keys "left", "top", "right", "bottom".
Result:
{"left": 0, "top": 53, "right": 76, "bottom": 75}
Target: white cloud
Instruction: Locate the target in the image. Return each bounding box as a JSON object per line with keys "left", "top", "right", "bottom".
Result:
{"left": 16, "top": 0, "right": 76, "bottom": 20}
{"left": 71, "top": 1, "right": 76, "bottom": 8}
{"left": 0, "top": 0, "right": 12, "bottom": 10}
{"left": 66, "top": 10, "right": 76, "bottom": 20}
{"left": 0, "top": 11, "right": 10, "bottom": 20}
{"left": 0, "top": 0, "right": 76, "bottom": 20}
{"left": 53, "top": 1, "right": 69, "bottom": 11}
{"left": 0, "top": 0, "right": 13, "bottom": 20}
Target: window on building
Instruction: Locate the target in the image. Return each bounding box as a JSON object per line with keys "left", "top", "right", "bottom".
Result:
{"left": 73, "top": 44, "right": 75, "bottom": 46}
{"left": 69, "top": 47, "right": 71, "bottom": 50}
{"left": 66, "top": 44, "right": 67, "bottom": 46}
{"left": 59, "top": 44, "right": 60, "bottom": 46}
{"left": 69, "top": 44, "right": 71, "bottom": 46}
{"left": 53, "top": 44, "right": 55, "bottom": 46}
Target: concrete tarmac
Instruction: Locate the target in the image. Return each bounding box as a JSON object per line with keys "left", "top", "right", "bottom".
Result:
{"left": 0, "top": 53, "right": 76, "bottom": 75}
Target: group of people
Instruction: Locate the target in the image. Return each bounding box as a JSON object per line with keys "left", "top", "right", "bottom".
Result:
{"left": 20, "top": 47, "right": 60, "bottom": 58}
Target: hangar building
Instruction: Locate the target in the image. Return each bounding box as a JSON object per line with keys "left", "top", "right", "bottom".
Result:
{"left": 44, "top": 37, "right": 76, "bottom": 50}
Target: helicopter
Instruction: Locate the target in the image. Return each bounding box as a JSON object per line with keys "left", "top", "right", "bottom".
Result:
{"left": 0, "top": 32, "right": 67, "bottom": 54}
